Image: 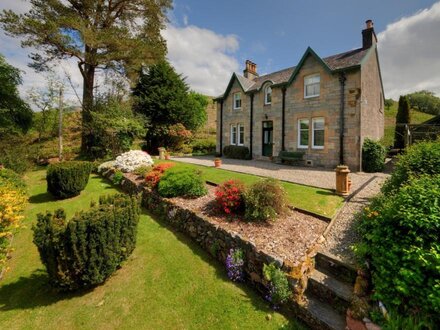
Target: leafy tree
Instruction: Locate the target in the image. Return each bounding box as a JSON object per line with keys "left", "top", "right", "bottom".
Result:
{"left": 0, "top": 0, "right": 172, "bottom": 154}
{"left": 406, "top": 90, "right": 440, "bottom": 115}
{"left": 133, "top": 61, "right": 207, "bottom": 152}
{"left": 394, "top": 95, "right": 411, "bottom": 149}
{"left": 0, "top": 54, "right": 33, "bottom": 135}
{"left": 384, "top": 98, "right": 394, "bottom": 111}
{"left": 89, "top": 97, "right": 146, "bottom": 158}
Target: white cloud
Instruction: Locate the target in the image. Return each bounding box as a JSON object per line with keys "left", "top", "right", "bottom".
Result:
{"left": 183, "top": 14, "right": 188, "bottom": 26}
{"left": 378, "top": 1, "right": 440, "bottom": 99}
{"left": 163, "top": 24, "right": 240, "bottom": 96}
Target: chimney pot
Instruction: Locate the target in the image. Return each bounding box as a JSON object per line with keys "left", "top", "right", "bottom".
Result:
{"left": 366, "top": 19, "right": 373, "bottom": 29}
{"left": 243, "top": 60, "right": 258, "bottom": 80}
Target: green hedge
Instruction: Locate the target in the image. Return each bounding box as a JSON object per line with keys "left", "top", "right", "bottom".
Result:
{"left": 191, "top": 138, "right": 216, "bottom": 155}
{"left": 362, "top": 138, "right": 385, "bottom": 173}
{"left": 33, "top": 193, "right": 140, "bottom": 291}
{"left": 357, "top": 175, "right": 440, "bottom": 319}
{"left": 382, "top": 140, "right": 440, "bottom": 195}
{"left": 158, "top": 168, "right": 207, "bottom": 198}
{"left": 46, "top": 161, "right": 93, "bottom": 198}
{"left": 223, "top": 145, "right": 250, "bottom": 160}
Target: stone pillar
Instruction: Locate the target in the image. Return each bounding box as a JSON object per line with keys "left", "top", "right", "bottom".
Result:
{"left": 158, "top": 147, "right": 166, "bottom": 160}
{"left": 335, "top": 165, "right": 351, "bottom": 196}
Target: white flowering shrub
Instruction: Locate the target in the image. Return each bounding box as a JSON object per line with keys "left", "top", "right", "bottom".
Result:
{"left": 114, "top": 150, "right": 154, "bottom": 173}
{"left": 97, "top": 160, "right": 116, "bottom": 174}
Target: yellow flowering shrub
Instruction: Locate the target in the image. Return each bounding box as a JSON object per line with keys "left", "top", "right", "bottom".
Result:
{"left": 0, "top": 171, "right": 27, "bottom": 274}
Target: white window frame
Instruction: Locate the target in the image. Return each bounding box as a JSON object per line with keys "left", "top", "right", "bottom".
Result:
{"left": 312, "top": 117, "right": 325, "bottom": 149}
{"left": 230, "top": 125, "right": 237, "bottom": 145}
{"left": 298, "top": 119, "right": 309, "bottom": 149}
{"left": 237, "top": 124, "right": 244, "bottom": 146}
{"left": 264, "top": 85, "right": 272, "bottom": 105}
{"left": 233, "top": 92, "right": 242, "bottom": 110}
{"left": 304, "top": 74, "right": 320, "bottom": 98}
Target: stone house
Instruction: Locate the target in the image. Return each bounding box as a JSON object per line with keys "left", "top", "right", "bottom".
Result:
{"left": 214, "top": 20, "right": 384, "bottom": 171}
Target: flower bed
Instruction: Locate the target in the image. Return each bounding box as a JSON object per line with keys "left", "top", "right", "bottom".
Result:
{"left": 114, "top": 150, "right": 154, "bottom": 173}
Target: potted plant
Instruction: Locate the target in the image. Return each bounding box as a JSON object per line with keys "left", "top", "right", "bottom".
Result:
{"left": 214, "top": 158, "right": 222, "bottom": 168}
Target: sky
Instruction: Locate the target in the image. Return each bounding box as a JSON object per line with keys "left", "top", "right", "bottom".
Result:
{"left": 1, "top": 0, "right": 440, "bottom": 102}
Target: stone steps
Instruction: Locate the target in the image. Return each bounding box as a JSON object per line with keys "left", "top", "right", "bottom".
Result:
{"left": 295, "top": 251, "right": 357, "bottom": 329}
{"left": 315, "top": 252, "right": 357, "bottom": 284}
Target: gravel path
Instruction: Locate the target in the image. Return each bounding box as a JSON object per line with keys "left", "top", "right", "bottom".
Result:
{"left": 322, "top": 175, "right": 388, "bottom": 265}
{"left": 172, "top": 156, "right": 383, "bottom": 191}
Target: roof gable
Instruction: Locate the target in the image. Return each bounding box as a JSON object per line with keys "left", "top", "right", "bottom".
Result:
{"left": 287, "top": 47, "right": 332, "bottom": 85}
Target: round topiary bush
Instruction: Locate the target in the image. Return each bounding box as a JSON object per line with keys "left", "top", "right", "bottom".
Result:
{"left": 244, "top": 178, "right": 286, "bottom": 221}
{"left": 157, "top": 168, "right": 207, "bottom": 198}
{"left": 362, "top": 138, "right": 385, "bottom": 173}
{"left": 32, "top": 193, "right": 140, "bottom": 291}
{"left": 46, "top": 161, "right": 93, "bottom": 199}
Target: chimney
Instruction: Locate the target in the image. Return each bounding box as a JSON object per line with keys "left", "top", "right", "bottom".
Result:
{"left": 243, "top": 60, "right": 258, "bottom": 80}
{"left": 362, "top": 19, "right": 377, "bottom": 49}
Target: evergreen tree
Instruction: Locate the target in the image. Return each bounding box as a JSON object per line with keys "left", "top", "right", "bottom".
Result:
{"left": 0, "top": 0, "right": 171, "bottom": 154}
{"left": 133, "top": 61, "right": 207, "bottom": 152}
{"left": 394, "top": 95, "right": 411, "bottom": 149}
{"left": 0, "top": 54, "right": 33, "bottom": 136}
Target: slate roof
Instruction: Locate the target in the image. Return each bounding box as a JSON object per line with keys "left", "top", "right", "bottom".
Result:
{"left": 229, "top": 47, "right": 370, "bottom": 94}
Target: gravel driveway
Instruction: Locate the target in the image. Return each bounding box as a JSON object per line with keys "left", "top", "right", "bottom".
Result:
{"left": 172, "top": 156, "right": 388, "bottom": 191}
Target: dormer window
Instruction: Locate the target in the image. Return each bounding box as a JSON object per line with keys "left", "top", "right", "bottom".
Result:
{"left": 264, "top": 85, "right": 272, "bottom": 105}
{"left": 304, "top": 74, "right": 320, "bottom": 98}
{"left": 233, "top": 92, "right": 242, "bottom": 109}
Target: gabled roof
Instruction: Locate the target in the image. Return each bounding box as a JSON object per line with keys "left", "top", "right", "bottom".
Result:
{"left": 215, "top": 45, "right": 375, "bottom": 101}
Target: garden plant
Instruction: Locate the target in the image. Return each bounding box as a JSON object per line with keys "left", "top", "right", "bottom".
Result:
{"left": 46, "top": 161, "right": 93, "bottom": 198}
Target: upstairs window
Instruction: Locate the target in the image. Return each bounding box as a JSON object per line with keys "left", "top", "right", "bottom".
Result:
{"left": 304, "top": 74, "right": 320, "bottom": 98}
{"left": 264, "top": 85, "right": 272, "bottom": 105}
{"left": 312, "top": 118, "right": 325, "bottom": 149}
{"left": 233, "top": 92, "right": 242, "bottom": 109}
{"left": 298, "top": 119, "right": 309, "bottom": 148}
{"left": 230, "top": 125, "right": 237, "bottom": 144}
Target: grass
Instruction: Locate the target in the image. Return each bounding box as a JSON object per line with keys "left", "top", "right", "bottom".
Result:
{"left": 156, "top": 160, "right": 344, "bottom": 218}
{"left": 382, "top": 101, "right": 435, "bottom": 147}
{"left": 0, "top": 170, "right": 304, "bottom": 330}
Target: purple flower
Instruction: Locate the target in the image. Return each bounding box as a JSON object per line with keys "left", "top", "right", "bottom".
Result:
{"left": 225, "top": 248, "right": 244, "bottom": 282}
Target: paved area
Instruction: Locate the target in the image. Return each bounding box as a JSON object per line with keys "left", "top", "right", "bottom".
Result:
{"left": 172, "top": 156, "right": 388, "bottom": 191}
{"left": 322, "top": 175, "right": 388, "bottom": 265}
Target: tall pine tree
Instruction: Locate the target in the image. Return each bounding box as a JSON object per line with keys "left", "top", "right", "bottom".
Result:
{"left": 133, "top": 61, "right": 207, "bottom": 152}
{"left": 394, "top": 95, "right": 411, "bottom": 149}
{"left": 0, "top": 0, "right": 171, "bottom": 154}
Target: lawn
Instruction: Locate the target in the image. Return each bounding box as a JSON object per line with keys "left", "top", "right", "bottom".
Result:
{"left": 0, "top": 170, "right": 304, "bottom": 330}
{"left": 382, "top": 102, "right": 435, "bottom": 147}
{"left": 156, "top": 160, "right": 343, "bottom": 218}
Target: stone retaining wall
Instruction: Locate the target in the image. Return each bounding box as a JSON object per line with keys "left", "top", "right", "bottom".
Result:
{"left": 102, "top": 169, "right": 321, "bottom": 320}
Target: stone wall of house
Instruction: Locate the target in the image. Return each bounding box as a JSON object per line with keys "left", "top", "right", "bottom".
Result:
{"left": 360, "top": 46, "right": 385, "bottom": 155}
{"left": 216, "top": 53, "right": 369, "bottom": 170}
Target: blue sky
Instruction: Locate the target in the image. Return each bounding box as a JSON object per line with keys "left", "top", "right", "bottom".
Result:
{"left": 170, "top": 0, "right": 437, "bottom": 76}
{"left": 1, "top": 1, "right": 440, "bottom": 100}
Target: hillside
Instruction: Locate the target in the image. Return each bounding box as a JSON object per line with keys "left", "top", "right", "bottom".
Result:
{"left": 382, "top": 101, "right": 435, "bottom": 147}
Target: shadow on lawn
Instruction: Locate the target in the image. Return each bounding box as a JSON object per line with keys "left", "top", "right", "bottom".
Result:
{"left": 28, "top": 192, "right": 56, "bottom": 204}
{"left": 0, "top": 270, "right": 89, "bottom": 311}
{"left": 143, "top": 209, "right": 305, "bottom": 327}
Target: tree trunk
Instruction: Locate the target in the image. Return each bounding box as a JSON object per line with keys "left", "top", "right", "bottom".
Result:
{"left": 80, "top": 62, "right": 96, "bottom": 155}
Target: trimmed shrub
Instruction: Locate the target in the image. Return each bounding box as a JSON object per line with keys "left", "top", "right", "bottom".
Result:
{"left": 357, "top": 175, "right": 440, "bottom": 319}
{"left": 223, "top": 145, "right": 250, "bottom": 160}
{"left": 32, "top": 193, "right": 140, "bottom": 291}
{"left": 157, "top": 168, "right": 207, "bottom": 198}
{"left": 191, "top": 138, "right": 216, "bottom": 155}
{"left": 214, "top": 180, "right": 245, "bottom": 215}
{"left": 46, "top": 161, "right": 93, "bottom": 199}
{"left": 382, "top": 140, "right": 440, "bottom": 195}
{"left": 362, "top": 138, "right": 386, "bottom": 173}
{"left": 244, "top": 178, "right": 286, "bottom": 221}
{"left": 263, "top": 263, "right": 291, "bottom": 306}
{"left": 145, "top": 162, "right": 175, "bottom": 188}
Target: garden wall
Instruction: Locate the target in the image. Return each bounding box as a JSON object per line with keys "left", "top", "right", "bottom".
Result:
{"left": 102, "top": 169, "right": 320, "bottom": 309}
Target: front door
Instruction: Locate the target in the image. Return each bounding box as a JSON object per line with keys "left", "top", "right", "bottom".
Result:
{"left": 262, "top": 121, "right": 273, "bottom": 157}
